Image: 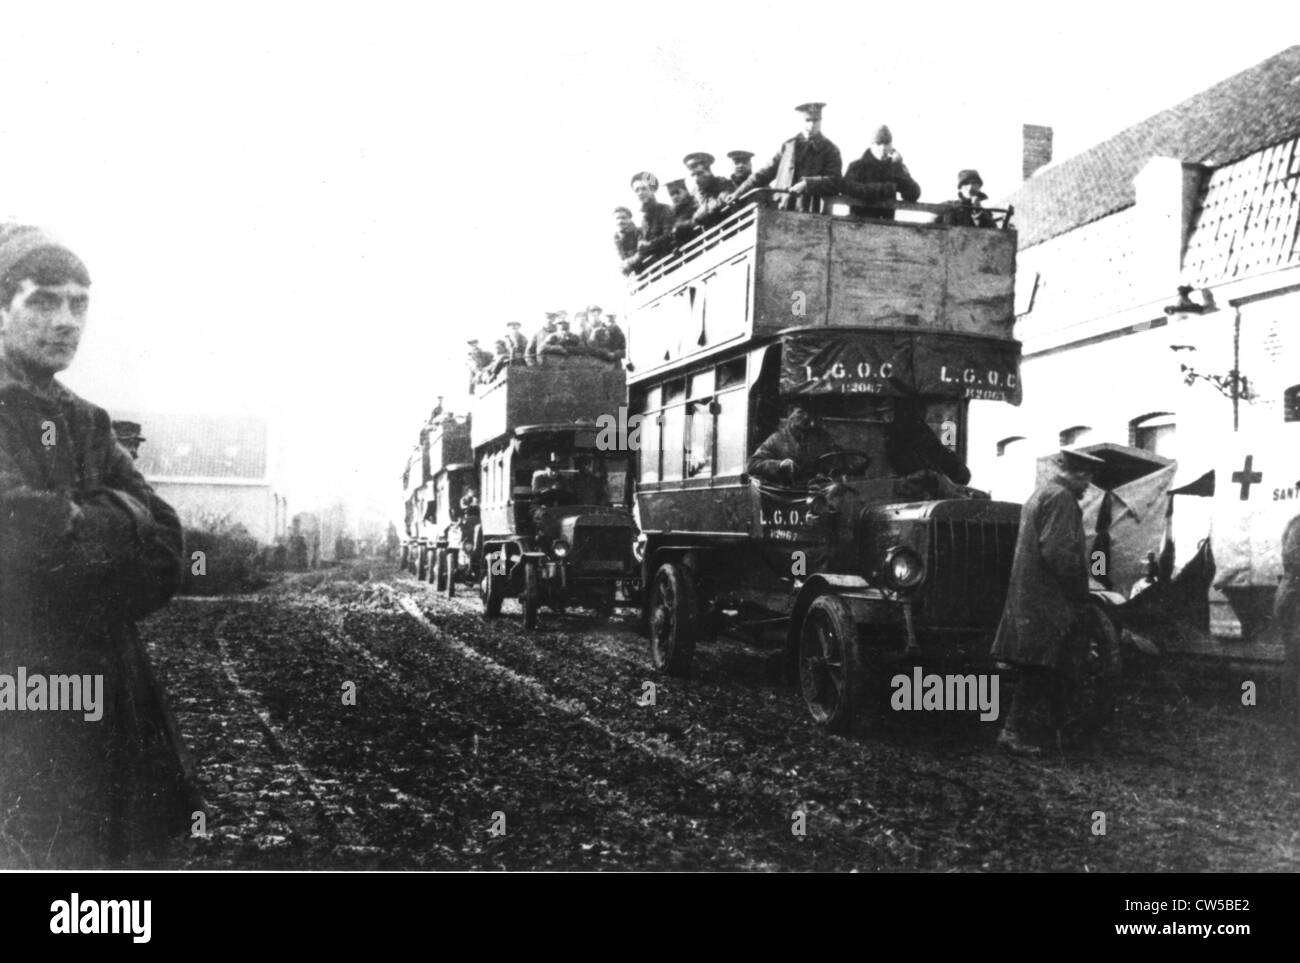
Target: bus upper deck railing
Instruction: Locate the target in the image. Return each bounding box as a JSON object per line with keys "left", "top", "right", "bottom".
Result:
{"left": 627, "top": 189, "right": 1015, "bottom": 295}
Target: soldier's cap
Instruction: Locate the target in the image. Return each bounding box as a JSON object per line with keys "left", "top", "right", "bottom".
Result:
{"left": 467, "top": 338, "right": 480, "bottom": 345}
{"left": 506, "top": 320, "right": 522, "bottom": 327}
{"left": 544, "top": 311, "right": 558, "bottom": 320}
{"left": 613, "top": 205, "right": 633, "bottom": 217}
{"left": 556, "top": 319, "right": 571, "bottom": 327}
{"left": 873, "top": 125, "right": 893, "bottom": 145}
{"left": 1057, "top": 447, "right": 1106, "bottom": 472}
{"left": 795, "top": 102, "right": 826, "bottom": 118}
{"left": 683, "top": 152, "right": 715, "bottom": 170}
{"left": 630, "top": 171, "right": 659, "bottom": 190}
{"left": 0, "top": 223, "right": 91, "bottom": 297}
{"left": 665, "top": 178, "right": 688, "bottom": 192}
{"left": 112, "top": 420, "right": 144, "bottom": 441}
{"left": 604, "top": 313, "right": 616, "bottom": 322}
{"left": 553, "top": 309, "right": 568, "bottom": 318}
{"left": 586, "top": 304, "right": 601, "bottom": 314}
{"left": 727, "top": 150, "right": 754, "bottom": 162}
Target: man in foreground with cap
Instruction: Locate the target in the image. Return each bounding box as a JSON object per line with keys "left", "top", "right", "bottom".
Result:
{"left": 732, "top": 103, "right": 843, "bottom": 213}
{"left": 949, "top": 169, "right": 996, "bottom": 228}
{"left": 842, "top": 125, "right": 922, "bottom": 219}
{"left": 0, "top": 223, "right": 194, "bottom": 867}
{"left": 727, "top": 150, "right": 754, "bottom": 189}
{"left": 992, "top": 447, "right": 1105, "bottom": 755}
{"left": 112, "top": 419, "right": 147, "bottom": 460}
{"left": 683, "top": 153, "right": 733, "bottom": 229}
{"left": 630, "top": 172, "right": 675, "bottom": 270}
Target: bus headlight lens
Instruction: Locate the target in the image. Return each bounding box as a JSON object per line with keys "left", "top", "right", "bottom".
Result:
{"left": 885, "top": 547, "right": 925, "bottom": 590}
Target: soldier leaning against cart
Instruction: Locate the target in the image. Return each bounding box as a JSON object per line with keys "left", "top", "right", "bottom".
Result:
{"left": 0, "top": 223, "right": 199, "bottom": 868}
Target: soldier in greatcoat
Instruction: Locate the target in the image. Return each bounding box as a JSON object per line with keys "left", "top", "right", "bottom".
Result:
{"left": 525, "top": 313, "right": 559, "bottom": 365}
{"left": 588, "top": 313, "right": 626, "bottom": 361}
{"left": 630, "top": 172, "right": 675, "bottom": 269}
{"left": 683, "top": 152, "right": 733, "bottom": 229}
{"left": 0, "top": 224, "right": 195, "bottom": 867}
{"left": 665, "top": 179, "right": 698, "bottom": 246}
{"left": 747, "top": 405, "right": 839, "bottom": 485}
{"left": 504, "top": 321, "right": 528, "bottom": 362}
{"left": 841, "top": 125, "right": 922, "bottom": 219}
{"left": 732, "top": 102, "right": 843, "bottom": 212}
{"left": 991, "top": 447, "right": 1104, "bottom": 754}
{"left": 614, "top": 206, "right": 640, "bottom": 274}
{"left": 726, "top": 150, "right": 754, "bottom": 189}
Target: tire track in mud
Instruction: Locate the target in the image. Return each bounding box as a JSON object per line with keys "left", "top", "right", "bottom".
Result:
{"left": 386, "top": 584, "right": 925, "bottom": 868}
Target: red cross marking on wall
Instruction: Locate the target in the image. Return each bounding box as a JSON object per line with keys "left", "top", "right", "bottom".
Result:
{"left": 1232, "top": 454, "right": 1262, "bottom": 501}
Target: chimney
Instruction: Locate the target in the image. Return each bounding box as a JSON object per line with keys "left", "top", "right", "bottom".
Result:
{"left": 1022, "top": 124, "right": 1053, "bottom": 180}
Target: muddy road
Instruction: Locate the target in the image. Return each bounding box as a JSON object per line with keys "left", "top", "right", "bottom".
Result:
{"left": 143, "top": 560, "right": 1300, "bottom": 871}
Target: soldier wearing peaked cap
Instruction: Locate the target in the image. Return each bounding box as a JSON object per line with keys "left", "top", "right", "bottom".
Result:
{"left": 525, "top": 312, "right": 559, "bottom": 366}
{"left": 726, "top": 150, "right": 754, "bottom": 189}
{"left": 683, "top": 152, "right": 734, "bottom": 230}
{"left": 0, "top": 223, "right": 197, "bottom": 867}
{"left": 992, "top": 447, "right": 1105, "bottom": 754}
{"left": 112, "top": 419, "right": 146, "bottom": 460}
{"left": 733, "top": 102, "right": 843, "bottom": 213}
{"left": 504, "top": 320, "right": 528, "bottom": 362}
{"left": 613, "top": 206, "right": 640, "bottom": 274}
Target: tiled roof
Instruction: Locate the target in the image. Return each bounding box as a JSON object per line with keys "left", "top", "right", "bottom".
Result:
{"left": 116, "top": 411, "right": 269, "bottom": 480}
{"left": 1006, "top": 46, "right": 1300, "bottom": 249}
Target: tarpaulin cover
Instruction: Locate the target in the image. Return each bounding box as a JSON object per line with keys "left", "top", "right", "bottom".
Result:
{"left": 780, "top": 329, "right": 1022, "bottom": 404}
{"left": 1035, "top": 443, "right": 1177, "bottom": 597}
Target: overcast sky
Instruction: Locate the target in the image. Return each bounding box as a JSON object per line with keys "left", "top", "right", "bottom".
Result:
{"left": 5, "top": 0, "right": 1295, "bottom": 518}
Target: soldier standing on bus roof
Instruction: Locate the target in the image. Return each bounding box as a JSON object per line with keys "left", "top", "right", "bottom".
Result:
{"left": 525, "top": 312, "right": 558, "bottom": 365}
{"left": 683, "top": 152, "right": 733, "bottom": 229}
{"left": 992, "top": 447, "right": 1104, "bottom": 755}
{"left": 948, "top": 169, "right": 996, "bottom": 228}
{"left": 614, "top": 206, "right": 640, "bottom": 274}
{"left": 589, "top": 313, "right": 626, "bottom": 361}
{"left": 466, "top": 338, "right": 493, "bottom": 390}
{"left": 665, "top": 178, "right": 698, "bottom": 245}
{"left": 841, "top": 125, "right": 922, "bottom": 219}
{"left": 486, "top": 338, "right": 511, "bottom": 380}
{"left": 732, "top": 103, "right": 843, "bottom": 212}
{"left": 504, "top": 320, "right": 528, "bottom": 362}
{"left": 727, "top": 150, "right": 754, "bottom": 189}
{"left": 630, "top": 171, "right": 675, "bottom": 267}
{"left": 111, "top": 419, "right": 146, "bottom": 460}
{"left": 540, "top": 318, "right": 581, "bottom": 358}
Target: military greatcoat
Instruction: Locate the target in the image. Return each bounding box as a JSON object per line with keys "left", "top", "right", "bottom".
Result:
{"left": 991, "top": 478, "right": 1091, "bottom": 669}
{"left": 734, "top": 133, "right": 843, "bottom": 207}
{"left": 0, "top": 360, "right": 193, "bottom": 867}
